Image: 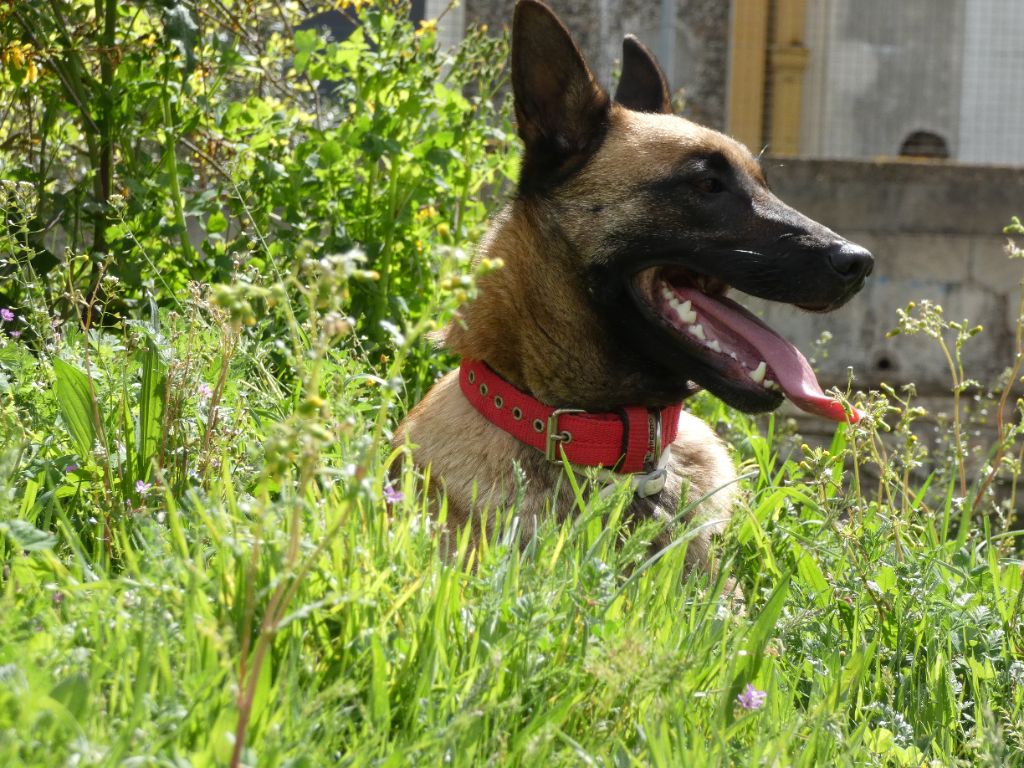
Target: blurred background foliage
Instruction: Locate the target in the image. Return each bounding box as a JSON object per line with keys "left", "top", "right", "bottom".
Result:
{"left": 1, "top": 0, "right": 515, "bottom": 364}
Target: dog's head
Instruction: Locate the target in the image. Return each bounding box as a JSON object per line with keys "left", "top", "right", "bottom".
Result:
{"left": 455, "top": 0, "right": 872, "bottom": 420}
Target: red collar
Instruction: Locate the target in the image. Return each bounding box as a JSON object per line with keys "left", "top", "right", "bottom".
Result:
{"left": 458, "top": 359, "right": 681, "bottom": 473}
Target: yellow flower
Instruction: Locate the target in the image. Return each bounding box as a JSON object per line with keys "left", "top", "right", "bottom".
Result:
{"left": 2, "top": 42, "right": 31, "bottom": 70}
{"left": 416, "top": 205, "right": 437, "bottom": 221}
{"left": 2, "top": 42, "right": 41, "bottom": 83}
{"left": 336, "top": 0, "right": 370, "bottom": 11}
{"left": 416, "top": 19, "right": 437, "bottom": 36}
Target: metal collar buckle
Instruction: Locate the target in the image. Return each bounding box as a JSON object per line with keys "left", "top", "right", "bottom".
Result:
{"left": 644, "top": 408, "right": 664, "bottom": 470}
{"left": 544, "top": 408, "right": 584, "bottom": 461}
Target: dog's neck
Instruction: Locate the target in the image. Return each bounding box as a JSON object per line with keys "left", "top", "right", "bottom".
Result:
{"left": 443, "top": 202, "right": 696, "bottom": 410}
{"left": 445, "top": 203, "right": 604, "bottom": 406}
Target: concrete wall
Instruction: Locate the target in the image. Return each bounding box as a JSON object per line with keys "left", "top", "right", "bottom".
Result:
{"left": 750, "top": 158, "right": 1024, "bottom": 397}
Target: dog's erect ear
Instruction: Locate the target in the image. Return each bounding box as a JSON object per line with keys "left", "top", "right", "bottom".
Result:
{"left": 614, "top": 34, "right": 672, "bottom": 114}
{"left": 512, "top": 0, "right": 610, "bottom": 190}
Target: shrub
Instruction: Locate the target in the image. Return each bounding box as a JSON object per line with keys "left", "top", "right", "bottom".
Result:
{"left": 1, "top": 0, "right": 514, "bottom": 360}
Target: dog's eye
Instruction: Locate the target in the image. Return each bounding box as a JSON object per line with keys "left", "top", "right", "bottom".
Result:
{"left": 695, "top": 177, "right": 725, "bottom": 194}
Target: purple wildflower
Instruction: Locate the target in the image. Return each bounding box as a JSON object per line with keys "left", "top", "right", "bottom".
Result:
{"left": 197, "top": 382, "right": 213, "bottom": 400}
{"left": 65, "top": 463, "right": 79, "bottom": 473}
{"left": 736, "top": 683, "right": 767, "bottom": 710}
{"left": 383, "top": 485, "right": 404, "bottom": 504}
{"left": 0, "top": 308, "right": 13, "bottom": 322}
{"left": 9, "top": 330, "right": 20, "bottom": 338}
{"left": 135, "top": 480, "right": 153, "bottom": 494}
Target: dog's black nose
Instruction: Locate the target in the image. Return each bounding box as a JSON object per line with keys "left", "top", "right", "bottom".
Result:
{"left": 828, "top": 241, "right": 874, "bottom": 281}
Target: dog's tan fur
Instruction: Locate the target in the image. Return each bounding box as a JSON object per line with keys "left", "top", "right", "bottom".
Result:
{"left": 398, "top": 369, "right": 736, "bottom": 565}
{"left": 393, "top": 6, "right": 745, "bottom": 572}
{"left": 394, "top": 1, "right": 869, "bottom": 577}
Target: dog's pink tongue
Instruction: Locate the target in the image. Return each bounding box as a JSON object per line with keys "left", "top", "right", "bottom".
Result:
{"left": 680, "top": 289, "right": 861, "bottom": 423}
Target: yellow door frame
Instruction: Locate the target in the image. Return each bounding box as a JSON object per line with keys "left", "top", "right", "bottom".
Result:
{"left": 728, "top": 0, "right": 809, "bottom": 156}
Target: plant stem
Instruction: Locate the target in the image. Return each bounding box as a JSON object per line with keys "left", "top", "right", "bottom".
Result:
{"left": 973, "top": 281, "right": 1024, "bottom": 508}
{"left": 94, "top": 0, "right": 117, "bottom": 259}
{"left": 161, "top": 82, "right": 197, "bottom": 264}
{"left": 374, "top": 153, "right": 402, "bottom": 335}
{"left": 937, "top": 337, "right": 967, "bottom": 498}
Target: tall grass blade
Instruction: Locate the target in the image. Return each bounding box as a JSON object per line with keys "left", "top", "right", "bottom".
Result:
{"left": 137, "top": 338, "right": 167, "bottom": 481}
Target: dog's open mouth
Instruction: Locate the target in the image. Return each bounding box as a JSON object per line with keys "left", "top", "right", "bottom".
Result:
{"left": 634, "top": 267, "right": 860, "bottom": 423}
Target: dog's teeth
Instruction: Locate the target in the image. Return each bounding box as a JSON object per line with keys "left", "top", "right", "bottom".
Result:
{"left": 706, "top": 339, "right": 721, "bottom": 353}
{"left": 763, "top": 379, "right": 780, "bottom": 391}
{"left": 675, "top": 300, "right": 697, "bottom": 324}
{"left": 688, "top": 324, "right": 705, "bottom": 340}
{"left": 749, "top": 361, "right": 767, "bottom": 384}
{"left": 728, "top": 352, "right": 738, "bottom": 361}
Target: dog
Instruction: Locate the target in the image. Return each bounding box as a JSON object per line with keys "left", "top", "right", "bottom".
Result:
{"left": 394, "top": 0, "right": 872, "bottom": 577}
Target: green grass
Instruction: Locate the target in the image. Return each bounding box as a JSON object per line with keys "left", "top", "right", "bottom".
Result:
{"left": 1, "top": 3, "right": 1023, "bottom": 763}
{"left": 0, "top": 297, "right": 1022, "bottom": 766}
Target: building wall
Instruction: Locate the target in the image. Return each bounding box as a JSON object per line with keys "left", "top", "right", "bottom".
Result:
{"left": 800, "top": 0, "right": 1024, "bottom": 164}
{"left": 959, "top": 0, "right": 1024, "bottom": 165}
{"left": 801, "top": 0, "right": 966, "bottom": 160}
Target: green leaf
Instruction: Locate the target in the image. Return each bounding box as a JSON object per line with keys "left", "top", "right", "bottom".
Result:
{"left": 137, "top": 339, "right": 167, "bottom": 482}
{"left": 294, "top": 28, "right": 320, "bottom": 54}
{"left": 748, "top": 574, "right": 790, "bottom": 654}
{"left": 836, "top": 641, "right": 877, "bottom": 704}
{"left": 294, "top": 28, "right": 320, "bottom": 74}
{"left": 0, "top": 519, "right": 57, "bottom": 551}
{"left": 52, "top": 358, "right": 97, "bottom": 460}
{"left": 319, "top": 139, "right": 343, "bottom": 167}
{"left": 18, "top": 478, "right": 39, "bottom": 517}
{"left": 49, "top": 674, "right": 90, "bottom": 720}
{"left": 369, "top": 634, "right": 390, "bottom": 727}
{"left": 731, "top": 574, "right": 790, "bottom": 695}
{"left": 873, "top": 565, "right": 897, "bottom": 594}
{"left": 967, "top": 656, "right": 996, "bottom": 681}
{"left": 207, "top": 211, "right": 228, "bottom": 234}
{"left": 249, "top": 650, "right": 274, "bottom": 726}
{"left": 793, "top": 543, "right": 830, "bottom": 607}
